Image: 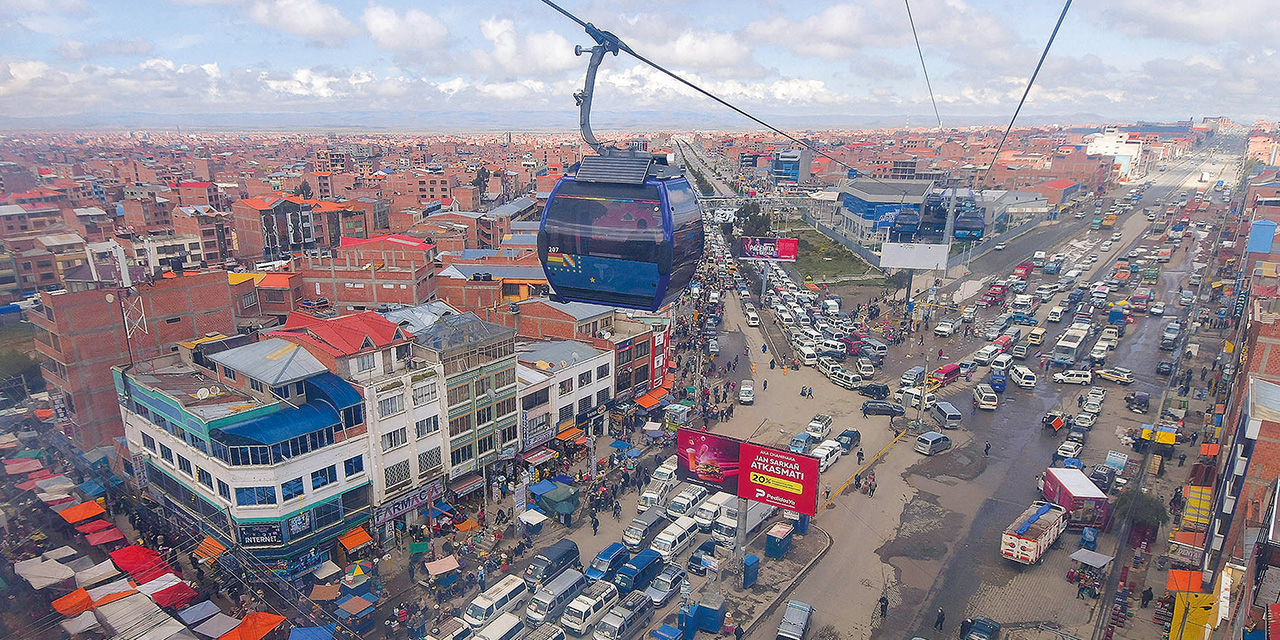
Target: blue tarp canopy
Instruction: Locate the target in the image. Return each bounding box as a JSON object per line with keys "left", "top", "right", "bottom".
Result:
{"left": 305, "top": 372, "right": 362, "bottom": 409}
{"left": 289, "top": 624, "right": 336, "bottom": 640}
{"left": 529, "top": 480, "right": 558, "bottom": 496}
{"left": 78, "top": 480, "right": 104, "bottom": 497}
{"left": 626, "top": 449, "right": 643, "bottom": 458}
{"left": 215, "top": 402, "right": 340, "bottom": 446}
{"left": 428, "top": 501, "right": 455, "bottom": 518}
{"left": 609, "top": 440, "right": 630, "bottom": 450}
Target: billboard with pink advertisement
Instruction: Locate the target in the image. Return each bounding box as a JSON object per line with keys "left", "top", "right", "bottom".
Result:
{"left": 675, "top": 428, "right": 742, "bottom": 495}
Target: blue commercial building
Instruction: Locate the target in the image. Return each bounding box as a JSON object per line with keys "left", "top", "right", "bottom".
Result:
{"left": 771, "top": 150, "right": 812, "bottom": 185}
{"left": 837, "top": 178, "right": 933, "bottom": 240}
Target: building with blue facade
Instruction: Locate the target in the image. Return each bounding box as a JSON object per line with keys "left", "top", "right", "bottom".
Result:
{"left": 836, "top": 178, "right": 933, "bottom": 240}
{"left": 116, "top": 336, "right": 373, "bottom": 584}
{"left": 771, "top": 150, "right": 812, "bottom": 185}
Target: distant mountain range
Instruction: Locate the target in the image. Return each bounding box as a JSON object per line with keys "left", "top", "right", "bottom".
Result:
{"left": 0, "top": 109, "right": 1120, "bottom": 133}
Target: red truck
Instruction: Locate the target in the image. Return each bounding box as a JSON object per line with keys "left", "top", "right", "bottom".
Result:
{"left": 1041, "top": 467, "right": 1110, "bottom": 530}
{"left": 1013, "top": 262, "right": 1035, "bottom": 280}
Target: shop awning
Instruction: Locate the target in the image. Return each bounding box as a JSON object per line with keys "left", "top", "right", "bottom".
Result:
{"left": 42, "top": 545, "right": 77, "bottom": 561}
{"left": 574, "top": 436, "right": 588, "bottom": 445}
{"left": 194, "top": 613, "right": 241, "bottom": 639}
{"left": 53, "top": 588, "right": 93, "bottom": 616}
{"left": 179, "top": 600, "right": 222, "bottom": 626}
{"left": 451, "top": 473, "right": 484, "bottom": 498}
{"left": 60, "top": 611, "right": 100, "bottom": 635}
{"left": 76, "top": 519, "right": 114, "bottom": 534}
{"left": 338, "top": 527, "right": 372, "bottom": 551}
{"left": 425, "top": 555, "right": 460, "bottom": 576}
{"left": 529, "top": 480, "right": 558, "bottom": 496}
{"left": 1200, "top": 443, "right": 1221, "bottom": 456}
{"left": 86, "top": 526, "right": 125, "bottom": 546}
{"left": 1168, "top": 569, "right": 1206, "bottom": 592}
{"left": 4, "top": 458, "right": 42, "bottom": 474}
{"left": 455, "top": 518, "right": 479, "bottom": 532}
{"left": 59, "top": 500, "right": 105, "bottom": 524}
{"left": 309, "top": 583, "right": 340, "bottom": 601}
{"left": 1069, "top": 549, "right": 1113, "bottom": 568}
{"left": 288, "top": 625, "right": 337, "bottom": 640}
{"left": 1270, "top": 604, "right": 1280, "bottom": 640}
{"left": 557, "top": 427, "right": 584, "bottom": 442}
{"left": 518, "top": 510, "right": 548, "bottom": 526}
{"left": 195, "top": 536, "right": 227, "bottom": 561}
{"left": 74, "top": 559, "right": 120, "bottom": 588}
{"left": 521, "top": 447, "right": 557, "bottom": 466}
{"left": 312, "top": 560, "right": 341, "bottom": 580}
{"left": 609, "top": 439, "right": 630, "bottom": 450}
{"left": 78, "top": 479, "right": 105, "bottom": 497}
{"left": 215, "top": 612, "right": 285, "bottom": 640}
{"left": 635, "top": 394, "right": 661, "bottom": 409}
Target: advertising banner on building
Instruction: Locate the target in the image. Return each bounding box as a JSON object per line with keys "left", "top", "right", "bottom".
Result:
{"left": 738, "top": 442, "right": 820, "bottom": 516}
{"left": 740, "top": 237, "right": 799, "bottom": 262}
{"left": 675, "top": 428, "right": 742, "bottom": 494}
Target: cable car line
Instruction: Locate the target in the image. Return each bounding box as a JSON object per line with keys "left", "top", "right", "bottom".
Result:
{"left": 981, "top": 0, "right": 1074, "bottom": 186}
{"left": 903, "top": 0, "right": 943, "bottom": 131}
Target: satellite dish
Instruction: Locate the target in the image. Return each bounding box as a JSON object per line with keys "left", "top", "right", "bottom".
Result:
{"left": 209, "top": 386, "right": 222, "bottom": 395}
{"left": 105, "top": 293, "right": 115, "bottom": 303}
{"left": 196, "top": 388, "right": 210, "bottom": 400}
{"left": 560, "top": 361, "right": 567, "bottom": 368}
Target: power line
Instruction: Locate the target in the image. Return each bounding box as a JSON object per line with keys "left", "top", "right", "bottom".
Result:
{"left": 539, "top": 0, "right": 913, "bottom": 198}
{"left": 980, "top": 0, "right": 1074, "bottom": 186}
{"left": 903, "top": 0, "right": 943, "bottom": 130}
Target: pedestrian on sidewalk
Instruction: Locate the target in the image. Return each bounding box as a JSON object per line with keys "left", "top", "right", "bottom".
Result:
{"left": 591, "top": 515, "right": 599, "bottom": 536}
{"left": 878, "top": 595, "right": 888, "bottom": 619}
{"left": 1141, "top": 587, "right": 1154, "bottom": 608}
{"left": 824, "top": 484, "right": 831, "bottom": 500}
{"left": 857, "top": 449, "right": 864, "bottom": 465}
{"left": 934, "top": 608, "right": 946, "bottom": 631}
{"left": 868, "top": 482, "right": 876, "bottom": 497}
{"left": 984, "top": 441, "right": 991, "bottom": 457}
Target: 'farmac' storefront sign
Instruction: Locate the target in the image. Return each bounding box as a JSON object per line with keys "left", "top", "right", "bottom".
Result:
{"left": 373, "top": 479, "right": 443, "bottom": 527}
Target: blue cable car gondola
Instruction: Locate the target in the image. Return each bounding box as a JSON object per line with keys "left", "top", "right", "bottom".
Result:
{"left": 537, "top": 23, "right": 704, "bottom": 312}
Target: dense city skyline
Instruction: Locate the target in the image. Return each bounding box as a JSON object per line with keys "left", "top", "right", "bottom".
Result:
{"left": 0, "top": 0, "right": 1276, "bottom": 130}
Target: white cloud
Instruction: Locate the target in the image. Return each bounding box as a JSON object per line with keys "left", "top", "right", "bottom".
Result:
{"left": 471, "top": 18, "right": 579, "bottom": 78}
{"left": 1099, "top": 0, "right": 1280, "bottom": 44}
{"left": 58, "top": 36, "right": 152, "bottom": 59}
{"left": 246, "top": 0, "right": 355, "bottom": 47}
{"left": 362, "top": 5, "right": 448, "bottom": 52}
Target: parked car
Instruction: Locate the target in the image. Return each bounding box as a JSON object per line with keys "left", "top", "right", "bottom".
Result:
{"left": 777, "top": 601, "right": 814, "bottom": 640}
{"left": 856, "top": 383, "right": 890, "bottom": 400}
{"left": 994, "top": 242, "right": 1007, "bottom": 251}
{"left": 1095, "top": 367, "right": 1135, "bottom": 385}
{"left": 1073, "top": 412, "right": 1097, "bottom": 429}
{"left": 1149, "top": 302, "right": 1166, "bottom": 316}
{"left": 1156, "top": 361, "right": 1174, "bottom": 375}
{"left": 861, "top": 401, "right": 905, "bottom": 418}
{"left": 644, "top": 565, "right": 686, "bottom": 607}
{"left": 1055, "top": 440, "right": 1084, "bottom": 460}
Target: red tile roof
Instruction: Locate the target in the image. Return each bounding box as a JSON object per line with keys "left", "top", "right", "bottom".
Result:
{"left": 271, "top": 311, "right": 410, "bottom": 357}
{"left": 237, "top": 197, "right": 277, "bottom": 210}
{"left": 256, "top": 273, "right": 294, "bottom": 289}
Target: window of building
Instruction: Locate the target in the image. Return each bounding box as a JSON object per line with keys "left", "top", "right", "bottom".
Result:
{"left": 559, "top": 405, "right": 574, "bottom": 423}
{"left": 416, "top": 416, "right": 439, "bottom": 438}
{"left": 235, "top": 486, "right": 276, "bottom": 506}
{"left": 521, "top": 388, "right": 549, "bottom": 410}
{"left": 494, "top": 368, "right": 516, "bottom": 389}
{"left": 343, "top": 455, "right": 364, "bottom": 477}
{"left": 615, "top": 370, "right": 633, "bottom": 392}
{"left": 384, "top": 460, "right": 411, "bottom": 490}
{"left": 616, "top": 349, "right": 632, "bottom": 366}
{"left": 272, "top": 385, "right": 290, "bottom": 398}
{"left": 217, "top": 480, "right": 231, "bottom": 501}
{"left": 197, "top": 468, "right": 213, "bottom": 488}
{"left": 597, "top": 389, "right": 610, "bottom": 406}
{"left": 635, "top": 341, "right": 650, "bottom": 358}
{"left": 500, "top": 423, "right": 518, "bottom": 445}
{"left": 475, "top": 376, "right": 492, "bottom": 397}
{"left": 356, "top": 353, "right": 376, "bottom": 372}
{"left": 240, "top": 291, "right": 259, "bottom": 309}
{"left": 447, "top": 385, "right": 471, "bottom": 406}
{"left": 314, "top": 501, "right": 342, "bottom": 530}
{"left": 141, "top": 433, "right": 156, "bottom": 452}
{"left": 476, "top": 434, "right": 495, "bottom": 455}
{"left": 418, "top": 448, "right": 442, "bottom": 478}
{"left": 412, "top": 382, "right": 437, "bottom": 406}
{"left": 249, "top": 379, "right": 264, "bottom": 392}
{"left": 578, "top": 397, "right": 592, "bottom": 414}
{"left": 377, "top": 394, "right": 404, "bottom": 419}
{"left": 221, "top": 365, "right": 236, "bottom": 381}
{"left": 449, "top": 444, "right": 474, "bottom": 467}
{"left": 177, "top": 456, "right": 192, "bottom": 476}
{"left": 312, "top": 465, "right": 337, "bottom": 490}
{"left": 380, "top": 427, "right": 408, "bottom": 452}
{"left": 578, "top": 371, "right": 592, "bottom": 386}
{"left": 634, "top": 364, "right": 649, "bottom": 385}
{"left": 495, "top": 397, "right": 516, "bottom": 419}
{"left": 448, "top": 414, "right": 472, "bottom": 437}
{"left": 559, "top": 379, "right": 573, "bottom": 394}
{"left": 281, "top": 477, "right": 305, "bottom": 501}
{"left": 475, "top": 406, "right": 493, "bottom": 425}
{"left": 159, "top": 444, "right": 173, "bottom": 464}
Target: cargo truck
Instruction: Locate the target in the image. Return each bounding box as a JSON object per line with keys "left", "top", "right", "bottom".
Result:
{"left": 1000, "top": 501, "right": 1069, "bottom": 564}
{"left": 1090, "top": 218, "right": 1103, "bottom": 230}
{"left": 711, "top": 500, "right": 776, "bottom": 548}
{"left": 1041, "top": 468, "right": 1110, "bottom": 530}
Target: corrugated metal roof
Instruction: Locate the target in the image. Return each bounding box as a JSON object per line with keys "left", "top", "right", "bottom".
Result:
{"left": 532, "top": 298, "right": 616, "bottom": 320}
{"left": 207, "top": 338, "right": 326, "bottom": 386}
{"left": 413, "top": 312, "right": 514, "bottom": 353}
{"left": 214, "top": 401, "right": 340, "bottom": 446}
{"left": 486, "top": 197, "right": 537, "bottom": 219}
{"left": 518, "top": 341, "right": 604, "bottom": 368}
{"left": 378, "top": 301, "right": 459, "bottom": 334}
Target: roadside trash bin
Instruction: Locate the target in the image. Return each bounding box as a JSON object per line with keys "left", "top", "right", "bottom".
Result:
{"left": 765, "top": 523, "right": 794, "bottom": 559}
{"left": 742, "top": 554, "right": 760, "bottom": 589}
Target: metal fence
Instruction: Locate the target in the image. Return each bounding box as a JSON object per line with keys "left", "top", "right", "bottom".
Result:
{"left": 799, "top": 212, "right": 882, "bottom": 265}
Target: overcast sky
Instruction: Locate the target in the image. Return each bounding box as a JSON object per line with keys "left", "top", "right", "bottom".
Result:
{"left": 0, "top": 0, "right": 1275, "bottom": 128}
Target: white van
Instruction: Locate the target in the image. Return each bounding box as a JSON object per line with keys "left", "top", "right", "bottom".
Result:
{"left": 708, "top": 292, "right": 720, "bottom": 305}
{"left": 819, "top": 339, "right": 845, "bottom": 355}
{"left": 973, "top": 384, "right": 998, "bottom": 410}
{"left": 650, "top": 516, "right": 697, "bottom": 563}
{"left": 1010, "top": 365, "right": 1038, "bottom": 389}
{"left": 738, "top": 380, "right": 754, "bottom": 405}
{"left": 1052, "top": 369, "right": 1093, "bottom": 385}
{"left": 856, "top": 358, "right": 876, "bottom": 378}
{"left": 526, "top": 570, "right": 589, "bottom": 625}
{"left": 477, "top": 614, "right": 527, "bottom": 640}
{"left": 895, "top": 387, "right": 937, "bottom": 410}
{"left": 861, "top": 338, "right": 888, "bottom": 358}
{"left": 915, "top": 432, "right": 952, "bottom": 456}
{"left": 745, "top": 311, "right": 760, "bottom": 327}
{"left": 1047, "top": 306, "right": 1065, "bottom": 323}
{"left": 931, "top": 402, "right": 962, "bottom": 430}
{"left": 693, "top": 493, "right": 735, "bottom": 532}
{"left": 666, "top": 485, "right": 708, "bottom": 520}
{"left": 816, "top": 356, "right": 841, "bottom": 377}
{"left": 561, "top": 582, "right": 619, "bottom": 636}
{"left": 778, "top": 312, "right": 795, "bottom": 327}
{"left": 636, "top": 483, "right": 670, "bottom": 514}
{"left": 649, "top": 457, "right": 678, "bottom": 486}
{"left": 829, "top": 369, "right": 861, "bottom": 390}
{"left": 973, "top": 345, "right": 1001, "bottom": 365}
{"left": 811, "top": 443, "right": 840, "bottom": 472}
{"left": 465, "top": 576, "right": 531, "bottom": 628}
{"left": 798, "top": 346, "right": 818, "bottom": 366}
{"left": 990, "top": 354, "right": 1015, "bottom": 376}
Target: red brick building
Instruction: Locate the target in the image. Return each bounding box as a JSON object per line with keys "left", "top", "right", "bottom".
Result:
{"left": 292, "top": 235, "right": 437, "bottom": 311}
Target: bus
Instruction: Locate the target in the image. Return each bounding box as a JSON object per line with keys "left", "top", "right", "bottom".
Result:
{"left": 1130, "top": 288, "right": 1153, "bottom": 312}
{"left": 1052, "top": 328, "right": 1089, "bottom": 367}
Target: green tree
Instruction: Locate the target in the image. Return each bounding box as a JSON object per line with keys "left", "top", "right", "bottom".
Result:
{"left": 1113, "top": 488, "right": 1170, "bottom": 532}
{"left": 293, "top": 180, "right": 313, "bottom": 199}
{"left": 472, "top": 166, "right": 491, "bottom": 194}
{"left": 736, "top": 202, "right": 771, "bottom": 237}
{"left": 689, "top": 168, "right": 715, "bottom": 196}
